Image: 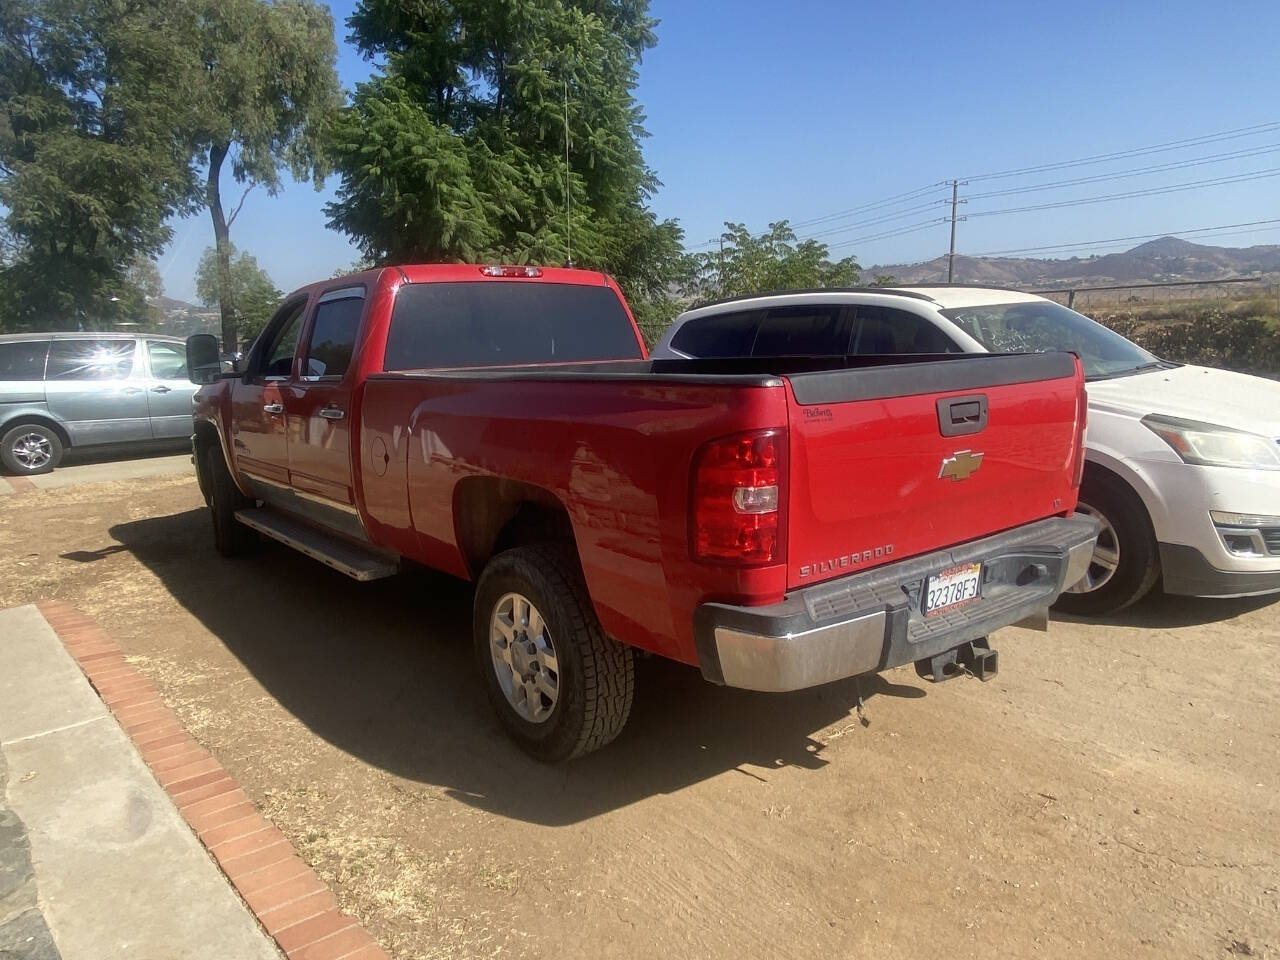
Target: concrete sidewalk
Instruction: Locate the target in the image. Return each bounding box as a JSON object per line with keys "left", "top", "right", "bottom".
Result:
{"left": 0, "top": 605, "right": 280, "bottom": 960}
{"left": 0, "top": 453, "right": 192, "bottom": 495}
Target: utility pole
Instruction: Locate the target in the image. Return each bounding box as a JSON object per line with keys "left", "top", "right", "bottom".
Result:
{"left": 947, "top": 179, "right": 960, "bottom": 283}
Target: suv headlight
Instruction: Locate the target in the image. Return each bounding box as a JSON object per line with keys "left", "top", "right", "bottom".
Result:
{"left": 1142, "top": 415, "right": 1280, "bottom": 471}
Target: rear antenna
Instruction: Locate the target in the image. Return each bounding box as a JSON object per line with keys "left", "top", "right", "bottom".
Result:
{"left": 563, "top": 77, "right": 574, "bottom": 268}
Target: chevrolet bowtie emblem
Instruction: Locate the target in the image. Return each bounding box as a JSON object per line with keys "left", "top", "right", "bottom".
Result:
{"left": 938, "top": 449, "right": 984, "bottom": 482}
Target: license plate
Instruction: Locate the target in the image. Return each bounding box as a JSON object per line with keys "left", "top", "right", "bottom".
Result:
{"left": 923, "top": 562, "right": 982, "bottom": 616}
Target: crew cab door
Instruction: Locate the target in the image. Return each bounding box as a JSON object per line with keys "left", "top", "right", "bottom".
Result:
{"left": 229, "top": 296, "right": 307, "bottom": 491}
{"left": 282, "top": 286, "right": 365, "bottom": 514}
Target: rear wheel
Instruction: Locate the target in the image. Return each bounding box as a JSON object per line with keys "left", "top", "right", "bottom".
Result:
{"left": 474, "top": 544, "right": 634, "bottom": 761}
{"left": 1053, "top": 471, "right": 1160, "bottom": 616}
{"left": 1, "top": 422, "right": 63, "bottom": 475}
{"left": 204, "top": 444, "right": 258, "bottom": 557}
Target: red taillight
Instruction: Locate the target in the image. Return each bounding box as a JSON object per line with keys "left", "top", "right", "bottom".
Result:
{"left": 1071, "top": 379, "right": 1088, "bottom": 488}
{"left": 480, "top": 264, "right": 542, "bottom": 278}
{"left": 691, "top": 429, "right": 786, "bottom": 565}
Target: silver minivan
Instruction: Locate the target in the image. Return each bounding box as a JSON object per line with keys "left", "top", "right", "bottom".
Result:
{"left": 0, "top": 332, "right": 199, "bottom": 474}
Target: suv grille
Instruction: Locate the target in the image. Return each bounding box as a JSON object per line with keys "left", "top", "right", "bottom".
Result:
{"left": 1264, "top": 527, "right": 1280, "bottom": 555}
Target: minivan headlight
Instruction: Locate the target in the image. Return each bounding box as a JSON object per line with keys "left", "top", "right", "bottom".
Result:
{"left": 1142, "top": 415, "right": 1280, "bottom": 470}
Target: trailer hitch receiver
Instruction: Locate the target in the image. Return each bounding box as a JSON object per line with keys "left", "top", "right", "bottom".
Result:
{"left": 915, "top": 637, "right": 998, "bottom": 683}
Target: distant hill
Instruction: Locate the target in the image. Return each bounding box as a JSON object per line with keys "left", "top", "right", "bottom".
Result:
{"left": 867, "top": 237, "right": 1280, "bottom": 288}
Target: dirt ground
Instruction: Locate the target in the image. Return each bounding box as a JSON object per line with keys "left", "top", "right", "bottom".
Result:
{"left": 2, "top": 469, "right": 1277, "bottom": 960}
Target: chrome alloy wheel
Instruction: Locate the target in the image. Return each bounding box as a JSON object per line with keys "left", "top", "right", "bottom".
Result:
{"left": 11, "top": 432, "right": 52, "bottom": 471}
{"left": 489, "top": 592, "right": 560, "bottom": 723}
{"left": 1066, "top": 501, "right": 1120, "bottom": 593}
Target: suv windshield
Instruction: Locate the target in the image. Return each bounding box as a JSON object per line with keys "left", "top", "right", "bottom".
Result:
{"left": 942, "top": 300, "right": 1162, "bottom": 380}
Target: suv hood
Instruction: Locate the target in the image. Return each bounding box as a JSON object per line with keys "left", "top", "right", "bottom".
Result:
{"left": 1088, "top": 364, "right": 1280, "bottom": 436}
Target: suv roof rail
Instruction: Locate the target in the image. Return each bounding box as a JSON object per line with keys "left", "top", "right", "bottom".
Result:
{"left": 888, "top": 282, "right": 1038, "bottom": 294}
{"left": 688, "top": 287, "right": 938, "bottom": 311}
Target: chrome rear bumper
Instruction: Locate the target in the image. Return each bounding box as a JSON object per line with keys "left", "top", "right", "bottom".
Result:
{"left": 694, "top": 515, "right": 1098, "bottom": 692}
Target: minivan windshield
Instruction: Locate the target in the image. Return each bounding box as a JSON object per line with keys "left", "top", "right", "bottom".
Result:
{"left": 942, "top": 300, "right": 1165, "bottom": 380}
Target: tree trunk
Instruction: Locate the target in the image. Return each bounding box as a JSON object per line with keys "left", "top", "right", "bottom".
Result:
{"left": 206, "top": 141, "right": 237, "bottom": 353}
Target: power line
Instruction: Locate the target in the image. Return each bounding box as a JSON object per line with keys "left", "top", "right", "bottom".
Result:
{"left": 961, "top": 120, "right": 1280, "bottom": 183}
{"left": 966, "top": 166, "right": 1280, "bottom": 220}
{"left": 795, "top": 198, "right": 951, "bottom": 241}
{"left": 787, "top": 182, "right": 950, "bottom": 230}
{"left": 968, "top": 218, "right": 1280, "bottom": 257}
{"left": 685, "top": 180, "right": 949, "bottom": 250}
{"left": 826, "top": 218, "right": 948, "bottom": 251}
{"left": 964, "top": 142, "right": 1280, "bottom": 201}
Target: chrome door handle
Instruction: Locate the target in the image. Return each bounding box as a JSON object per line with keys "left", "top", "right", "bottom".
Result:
{"left": 263, "top": 403, "right": 284, "bottom": 414}
{"left": 152, "top": 385, "right": 172, "bottom": 394}
{"left": 319, "top": 406, "right": 345, "bottom": 420}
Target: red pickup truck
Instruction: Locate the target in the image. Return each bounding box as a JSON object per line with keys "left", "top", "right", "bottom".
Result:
{"left": 186, "top": 264, "right": 1097, "bottom": 760}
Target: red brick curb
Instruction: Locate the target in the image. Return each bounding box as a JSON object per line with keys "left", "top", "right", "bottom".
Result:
{"left": 3, "top": 475, "right": 37, "bottom": 494}
{"left": 36, "top": 600, "right": 391, "bottom": 960}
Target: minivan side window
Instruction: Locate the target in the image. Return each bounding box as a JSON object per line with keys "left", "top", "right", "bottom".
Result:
{"left": 147, "top": 341, "right": 188, "bottom": 380}
{"left": 0, "top": 340, "right": 49, "bottom": 380}
{"left": 46, "top": 339, "right": 135, "bottom": 380}
{"left": 752, "top": 306, "right": 852, "bottom": 357}
{"left": 302, "top": 293, "right": 364, "bottom": 380}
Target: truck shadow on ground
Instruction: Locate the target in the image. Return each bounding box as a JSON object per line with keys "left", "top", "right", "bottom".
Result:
{"left": 1054, "top": 590, "right": 1277, "bottom": 629}
{"left": 108, "top": 508, "right": 925, "bottom": 826}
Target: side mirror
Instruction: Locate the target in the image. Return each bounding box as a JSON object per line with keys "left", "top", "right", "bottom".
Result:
{"left": 186, "top": 334, "right": 222, "bottom": 385}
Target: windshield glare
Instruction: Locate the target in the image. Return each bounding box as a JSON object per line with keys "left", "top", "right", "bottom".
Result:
{"left": 942, "top": 300, "right": 1158, "bottom": 379}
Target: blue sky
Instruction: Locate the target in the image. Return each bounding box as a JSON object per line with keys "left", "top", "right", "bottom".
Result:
{"left": 158, "top": 0, "right": 1280, "bottom": 301}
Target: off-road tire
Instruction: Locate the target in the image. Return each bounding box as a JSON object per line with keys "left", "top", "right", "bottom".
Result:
{"left": 1, "top": 422, "right": 63, "bottom": 475}
{"left": 1053, "top": 470, "right": 1160, "bottom": 617}
{"left": 474, "top": 544, "right": 634, "bottom": 761}
{"left": 205, "top": 444, "right": 258, "bottom": 557}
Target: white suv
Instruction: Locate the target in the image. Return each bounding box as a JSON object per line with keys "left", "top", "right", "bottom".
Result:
{"left": 651, "top": 286, "right": 1280, "bottom": 615}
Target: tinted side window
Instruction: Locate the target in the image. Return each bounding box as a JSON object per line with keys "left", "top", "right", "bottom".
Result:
{"left": 384, "top": 282, "right": 643, "bottom": 370}
{"left": 303, "top": 296, "right": 364, "bottom": 379}
{"left": 46, "top": 339, "right": 135, "bottom": 380}
{"left": 669, "top": 310, "right": 761, "bottom": 358}
{"left": 0, "top": 340, "right": 49, "bottom": 380}
{"left": 852, "top": 306, "right": 962, "bottom": 355}
{"left": 259, "top": 302, "right": 307, "bottom": 378}
{"left": 752, "top": 306, "right": 851, "bottom": 357}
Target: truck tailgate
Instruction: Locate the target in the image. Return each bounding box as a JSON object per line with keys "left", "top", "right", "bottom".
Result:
{"left": 783, "top": 353, "right": 1084, "bottom": 590}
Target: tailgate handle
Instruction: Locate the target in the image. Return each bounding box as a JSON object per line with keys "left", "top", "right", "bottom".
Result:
{"left": 937, "top": 394, "right": 988, "bottom": 437}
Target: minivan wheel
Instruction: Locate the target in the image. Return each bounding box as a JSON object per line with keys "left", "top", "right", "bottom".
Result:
{"left": 1, "top": 422, "right": 63, "bottom": 475}
{"left": 1053, "top": 472, "right": 1160, "bottom": 617}
{"left": 474, "top": 544, "right": 634, "bottom": 761}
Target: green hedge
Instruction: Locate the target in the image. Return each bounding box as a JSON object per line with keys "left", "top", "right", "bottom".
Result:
{"left": 1093, "top": 310, "right": 1280, "bottom": 378}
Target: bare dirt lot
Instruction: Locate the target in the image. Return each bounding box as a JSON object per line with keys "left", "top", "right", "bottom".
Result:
{"left": 2, "top": 470, "right": 1278, "bottom": 959}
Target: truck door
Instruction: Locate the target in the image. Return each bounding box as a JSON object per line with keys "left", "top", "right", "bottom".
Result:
{"left": 228, "top": 297, "right": 307, "bottom": 493}
{"left": 282, "top": 286, "right": 365, "bottom": 525}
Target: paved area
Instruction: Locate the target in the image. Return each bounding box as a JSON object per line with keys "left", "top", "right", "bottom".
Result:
{"left": 0, "top": 453, "right": 191, "bottom": 495}
{"left": 0, "top": 605, "right": 280, "bottom": 960}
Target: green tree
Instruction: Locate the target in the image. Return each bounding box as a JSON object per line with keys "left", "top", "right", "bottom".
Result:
{"left": 186, "top": 0, "right": 341, "bottom": 350}
{"left": 194, "top": 245, "right": 282, "bottom": 342}
{"left": 0, "top": 0, "right": 202, "bottom": 331}
{"left": 326, "top": 0, "right": 686, "bottom": 310}
{"left": 690, "top": 222, "right": 861, "bottom": 303}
